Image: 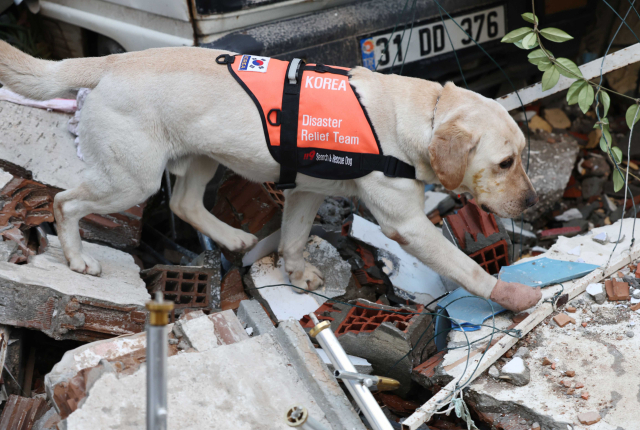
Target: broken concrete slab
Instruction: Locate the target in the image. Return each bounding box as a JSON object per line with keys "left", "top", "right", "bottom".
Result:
{"left": 466, "top": 289, "right": 640, "bottom": 430}
{"left": 345, "top": 215, "right": 451, "bottom": 305}
{"left": 0, "top": 236, "right": 149, "bottom": 341}
{"left": 46, "top": 311, "right": 247, "bottom": 419}
{"left": 62, "top": 334, "right": 333, "bottom": 430}
{"left": 0, "top": 103, "right": 145, "bottom": 249}
{"left": 521, "top": 135, "right": 580, "bottom": 222}
{"left": 56, "top": 313, "right": 365, "bottom": 430}
{"left": 245, "top": 236, "right": 350, "bottom": 322}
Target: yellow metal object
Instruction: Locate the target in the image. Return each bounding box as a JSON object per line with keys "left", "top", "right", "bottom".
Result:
{"left": 375, "top": 376, "right": 401, "bottom": 392}
{"left": 309, "top": 321, "right": 331, "bottom": 338}
{"left": 146, "top": 300, "right": 174, "bottom": 326}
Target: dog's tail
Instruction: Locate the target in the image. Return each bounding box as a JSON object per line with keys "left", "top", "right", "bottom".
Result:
{"left": 0, "top": 40, "right": 111, "bottom": 100}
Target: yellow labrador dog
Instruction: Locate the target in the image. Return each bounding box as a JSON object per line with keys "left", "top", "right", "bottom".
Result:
{"left": 0, "top": 43, "right": 541, "bottom": 312}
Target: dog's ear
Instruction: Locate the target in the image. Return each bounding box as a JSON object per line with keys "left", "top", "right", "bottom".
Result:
{"left": 428, "top": 120, "right": 475, "bottom": 190}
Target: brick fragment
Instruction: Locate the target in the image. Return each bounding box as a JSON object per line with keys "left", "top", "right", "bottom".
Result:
{"left": 551, "top": 363, "right": 556, "bottom": 370}
{"left": 542, "top": 357, "right": 553, "bottom": 366}
{"left": 575, "top": 383, "right": 584, "bottom": 389}
{"left": 567, "top": 388, "right": 575, "bottom": 395}
{"left": 631, "top": 302, "right": 640, "bottom": 311}
{"left": 581, "top": 392, "right": 590, "bottom": 400}
{"left": 577, "top": 411, "right": 601, "bottom": 425}
{"left": 561, "top": 380, "right": 572, "bottom": 388}
{"left": 566, "top": 306, "right": 577, "bottom": 313}
{"left": 566, "top": 370, "right": 575, "bottom": 377}
{"left": 582, "top": 322, "right": 588, "bottom": 327}
{"left": 605, "top": 280, "right": 630, "bottom": 301}
{"left": 553, "top": 313, "right": 576, "bottom": 327}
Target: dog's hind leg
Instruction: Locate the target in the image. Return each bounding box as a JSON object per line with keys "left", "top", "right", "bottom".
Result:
{"left": 169, "top": 156, "right": 258, "bottom": 252}
{"left": 54, "top": 179, "right": 159, "bottom": 276}
{"left": 279, "top": 190, "right": 326, "bottom": 293}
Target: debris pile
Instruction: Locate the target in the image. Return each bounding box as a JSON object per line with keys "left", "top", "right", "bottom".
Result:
{"left": 2, "top": 36, "right": 640, "bottom": 430}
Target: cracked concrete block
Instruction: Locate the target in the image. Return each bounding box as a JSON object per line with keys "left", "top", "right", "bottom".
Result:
{"left": 586, "top": 283, "right": 606, "bottom": 304}
{"left": 237, "top": 299, "right": 275, "bottom": 335}
{"left": 329, "top": 300, "right": 435, "bottom": 396}
{"left": 498, "top": 358, "right": 530, "bottom": 386}
{"left": 0, "top": 236, "right": 149, "bottom": 341}
{"left": 245, "top": 236, "right": 350, "bottom": 322}
{"left": 61, "top": 334, "right": 336, "bottom": 430}
{"left": 520, "top": 136, "right": 580, "bottom": 221}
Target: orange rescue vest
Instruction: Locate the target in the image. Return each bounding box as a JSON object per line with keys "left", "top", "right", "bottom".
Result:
{"left": 216, "top": 54, "right": 416, "bottom": 189}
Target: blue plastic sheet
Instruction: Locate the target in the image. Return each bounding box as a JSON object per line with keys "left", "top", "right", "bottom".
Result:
{"left": 498, "top": 257, "right": 599, "bottom": 288}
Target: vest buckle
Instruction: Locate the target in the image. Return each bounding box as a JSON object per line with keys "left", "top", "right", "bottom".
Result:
{"left": 215, "top": 54, "right": 235, "bottom": 65}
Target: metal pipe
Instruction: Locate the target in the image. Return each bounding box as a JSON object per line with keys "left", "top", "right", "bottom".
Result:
{"left": 308, "top": 314, "right": 393, "bottom": 430}
{"left": 146, "top": 292, "right": 174, "bottom": 430}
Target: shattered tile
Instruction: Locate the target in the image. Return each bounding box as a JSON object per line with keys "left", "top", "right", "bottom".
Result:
{"left": 553, "top": 313, "right": 576, "bottom": 327}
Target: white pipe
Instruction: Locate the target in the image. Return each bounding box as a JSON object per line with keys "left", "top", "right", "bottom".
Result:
{"left": 309, "top": 314, "right": 393, "bottom": 430}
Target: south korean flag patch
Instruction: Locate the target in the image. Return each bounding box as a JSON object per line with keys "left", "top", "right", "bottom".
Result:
{"left": 238, "top": 55, "right": 270, "bottom": 73}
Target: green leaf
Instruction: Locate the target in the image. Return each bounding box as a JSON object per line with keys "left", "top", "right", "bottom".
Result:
{"left": 599, "top": 127, "right": 612, "bottom": 151}
{"left": 542, "top": 66, "right": 560, "bottom": 91}
{"left": 626, "top": 104, "right": 640, "bottom": 129}
{"left": 612, "top": 146, "right": 623, "bottom": 164}
{"left": 566, "top": 80, "right": 585, "bottom": 105}
{"left": 539, "top": 27, "right": 574, "bottom": 43}
{"left": 521, "top": 12, "right": 539, "bottom": 24}
{"left": 521, "top": 32, "right": 538, "bottom": 49}
{"left": 555, "top": 58, "right": 583, "bottom": 78}
{"left": 613, "top": 169, "right": 625, "bottom": 192}
{"left": 527, "top": 49, "right": 547, "bottom": 65}
{"left": 501, "top": 27, "right": 533, "bottom": 43}
{"left": 599, "top": 91, "right": 610, "bottom": 118}
{"left": 537, "top": 58, "right": 553, "bottom": 71}
{"left": 578, "top": 84, "right": 594, "bottom": 114}
{"left": 514, "top": 38, "right": 538, "bottom": 50}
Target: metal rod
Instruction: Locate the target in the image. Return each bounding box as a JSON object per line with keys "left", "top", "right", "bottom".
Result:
{"left": 285, "top": 405, "right": 329, "bottom": 430}
{"left": 146, "top": 292, "right": 173, "bottom": 430}
{"left": 308, "top": 314, "right": 393, "bottom": 430}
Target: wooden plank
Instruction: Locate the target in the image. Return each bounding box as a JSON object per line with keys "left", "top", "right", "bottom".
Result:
{"left": 402, "top": 244, "right": 640, "bottom": 430}
{"left": 496, "top": 43, "right": 640, "bottom": 111}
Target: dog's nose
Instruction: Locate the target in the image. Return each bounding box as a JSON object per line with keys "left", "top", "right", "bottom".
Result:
{"left": 524, "top": 190, "right": 539, "bottom": 208}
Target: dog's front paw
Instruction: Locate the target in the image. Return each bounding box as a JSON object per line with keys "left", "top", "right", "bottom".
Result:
{"left": 289, "top": 262, "right": 324, "bottom": 294}
{"left": 220, "top": 230, "right": 258, "bottom": 253}
{"left": 490, "top": 280, "right": 541, "bottom": 313}
{"left": 69, "top": 252, "right": 102, "bottom": 276}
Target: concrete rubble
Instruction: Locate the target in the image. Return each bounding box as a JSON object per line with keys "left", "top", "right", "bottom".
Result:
{"left": 43, "top": 308, "right": 365, "bottom": 430}
{"left": 4, "top": 24, "right": 640, "bottom": 430}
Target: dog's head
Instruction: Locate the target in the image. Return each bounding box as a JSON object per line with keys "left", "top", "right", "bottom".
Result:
{"left": 428, "top": 82, "right": 537, "bottom": 218}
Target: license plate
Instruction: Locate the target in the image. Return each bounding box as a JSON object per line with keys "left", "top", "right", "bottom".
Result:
{"left": 360, "top": 5, "right": 506, "bottom": 71}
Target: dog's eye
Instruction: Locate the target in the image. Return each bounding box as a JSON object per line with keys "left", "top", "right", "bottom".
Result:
{"left": 499, "top": 158, "right": 514, "bottom": 169}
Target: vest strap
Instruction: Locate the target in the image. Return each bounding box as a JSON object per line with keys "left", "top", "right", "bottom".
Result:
{"left": 276, "top": 58, "right": 305, "bottom": 190}
{"left": 360, "top": 154, "right": 416, "bottom": 179}
{"left": 303, "top": 64, "right": 349, "bottom": 75}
